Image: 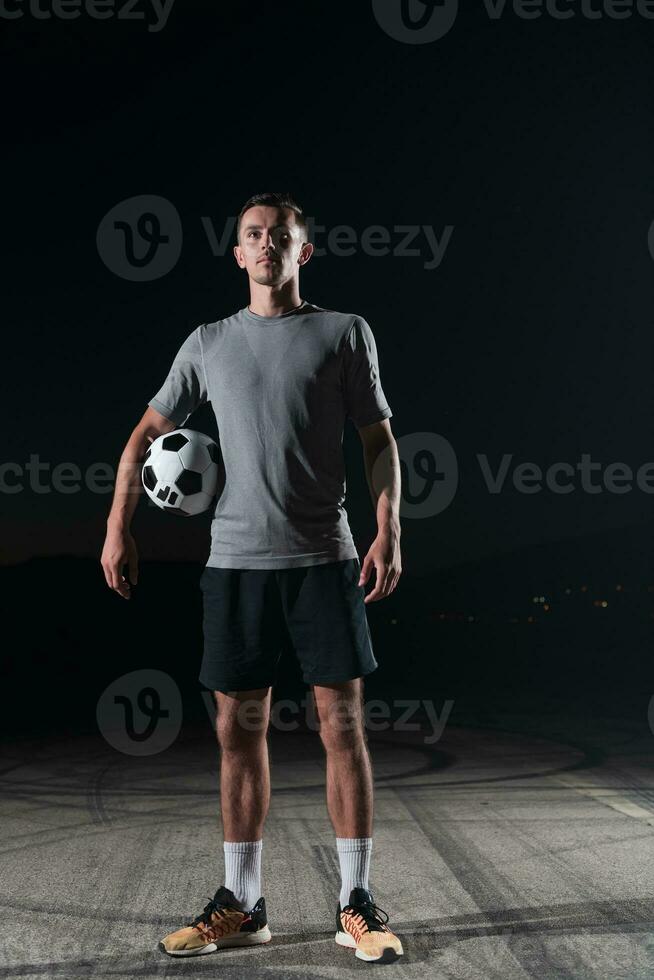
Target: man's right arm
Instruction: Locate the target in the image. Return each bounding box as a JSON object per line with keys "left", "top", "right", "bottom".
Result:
{"left": 101, "top": 406, "right": 177, "bottom": 599}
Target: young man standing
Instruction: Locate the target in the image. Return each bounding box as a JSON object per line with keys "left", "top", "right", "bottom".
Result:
{"left": 101, "top": 192, "right": 403, "bottom": 963}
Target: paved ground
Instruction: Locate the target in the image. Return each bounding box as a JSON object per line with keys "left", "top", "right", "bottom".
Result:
{"left": 2, "top": 700, "right": 654, "bottom": 979}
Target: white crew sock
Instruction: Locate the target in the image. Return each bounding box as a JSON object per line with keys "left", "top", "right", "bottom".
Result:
{"left": 223, "top": 840, "right": 263, "bottom": 911}
{"left": 336, "top": 837, "right": 372, "bottom": 909}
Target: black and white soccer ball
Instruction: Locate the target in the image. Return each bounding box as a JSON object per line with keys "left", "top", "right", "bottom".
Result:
{"left": 141, "top": 428, "right": 219, "bottom": 516}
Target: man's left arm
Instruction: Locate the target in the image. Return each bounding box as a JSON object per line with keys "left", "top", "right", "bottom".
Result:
{"left": 357, "top": 418, "right": 402, "bottom": 603}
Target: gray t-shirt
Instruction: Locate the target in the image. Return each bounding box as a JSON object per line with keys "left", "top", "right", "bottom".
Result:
{"left": 147, "top": 301, "right": 393, "bottom": 569}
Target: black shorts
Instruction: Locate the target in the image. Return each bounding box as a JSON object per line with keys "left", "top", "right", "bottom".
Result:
{"left": 198, "top": 558, "right": 378, "bottom": 692}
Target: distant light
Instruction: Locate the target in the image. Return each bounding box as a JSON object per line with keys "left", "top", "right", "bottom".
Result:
{"left": 540, "top": 596, "right": 546, "bottom": 603}
{"left": 532, "top": 596, "right": 539, "bottom": 603}
{"left": 601, "top": 601, "right": 608, "bottom": 608}
{"left": 543, "top": 604, "right": 550, "bottom": 611}
{"left": 564, "top": 588, "right": 572, "bottom": 595}
{"left": 580, "top": 585, "right": 588, "bottom": 592}
{"left": 527, "top": 615, "right": 535, "bottom": 623}
{"left": 468, "top": 615, "right": 475, "bottom": 622}
{"left": 390, "top": 618, "right": 398, "bottom": 625}
{"left": 616, "top": 584, "right": 623, "bottom": 591}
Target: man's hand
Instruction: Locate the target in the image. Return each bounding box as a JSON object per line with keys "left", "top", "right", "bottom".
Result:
{"left": 359, "top": 531, "right": 402, "bottom": 603}
{"left": 101, "top": 526, "right": 139, "bottom": 600}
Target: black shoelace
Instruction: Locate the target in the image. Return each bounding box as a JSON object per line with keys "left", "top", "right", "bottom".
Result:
{"left": 187, "top": 896, "right": 228, "bottom": 929}
{"left": 342, "top": 898, "right": 390, "bottom": 933}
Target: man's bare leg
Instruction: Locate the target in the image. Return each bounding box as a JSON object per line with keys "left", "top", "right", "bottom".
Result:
{"left": 214, "top": 687, "right": 271, "bottom": 910}
{"left": 158, "top": 688, "right": 272, "bottom": 954}
{"left": 215, "top": 687, "right": 271, "bottom": 839}
{"left": 312, "top": 679, "right": 404, "bottom": 961}
{"left": 312, "top": 678, "right": 373, "bottom": 837}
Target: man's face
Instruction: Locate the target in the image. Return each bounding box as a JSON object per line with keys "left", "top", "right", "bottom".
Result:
{"left": 234, "top": 205, "right": 311, "bottom": 286}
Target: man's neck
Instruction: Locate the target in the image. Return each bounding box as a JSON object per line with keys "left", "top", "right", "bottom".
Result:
{"left": 248, "top": 284, "right": 304, "bottom": 318}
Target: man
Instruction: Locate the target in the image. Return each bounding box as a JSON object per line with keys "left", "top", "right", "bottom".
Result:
{"left": 100, "top": 192, "right": 403, "bottom": 964}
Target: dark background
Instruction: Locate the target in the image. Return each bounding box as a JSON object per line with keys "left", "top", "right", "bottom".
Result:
{"left": 1, "top": 1, "right": 652, "bottom": 735}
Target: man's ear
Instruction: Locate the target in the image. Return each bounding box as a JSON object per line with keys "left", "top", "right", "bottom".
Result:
{"left": 233, "top": 244, "right": 246, "bottom": 268}
{"left": 298, "top": 241, "right": 314, "bottom": 266}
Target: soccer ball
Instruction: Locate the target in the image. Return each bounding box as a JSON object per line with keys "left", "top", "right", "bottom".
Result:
{"left": 141, "top": 428, "right": 220, "bottom": 516}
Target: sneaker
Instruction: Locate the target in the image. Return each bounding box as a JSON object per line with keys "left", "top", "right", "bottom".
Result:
{"left": 335, "top": 887, "right": 404, "bottom": 963}
{"left": 159, "top": 885, "right": 271, "bottom": 957}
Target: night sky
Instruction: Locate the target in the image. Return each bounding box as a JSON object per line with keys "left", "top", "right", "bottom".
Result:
{"left": 2, "top": 1, "right": 652, "bottom": 578}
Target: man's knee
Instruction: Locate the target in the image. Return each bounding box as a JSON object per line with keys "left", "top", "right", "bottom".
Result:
{"left": 318, "top": 699, "right": 367, "bottom": 753}
{"left": 215, "top": 692, "right": 270, "bottom": 752}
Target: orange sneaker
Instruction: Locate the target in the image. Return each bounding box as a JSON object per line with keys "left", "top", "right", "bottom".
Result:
{"left": 335, "top": 887, "right": 404, "bottom": 963}
{"left": 159, "top": 885, "right": 271, "bottom": 957}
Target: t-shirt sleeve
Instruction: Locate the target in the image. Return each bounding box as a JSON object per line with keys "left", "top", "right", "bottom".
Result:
{"left": 342, "top": 316, "right": 393, "bottom": 429}
{"left": 147, "top": 326, "right": 208, "bottom": 426}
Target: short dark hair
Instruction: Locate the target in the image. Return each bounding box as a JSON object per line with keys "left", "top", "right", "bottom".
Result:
{"left": 236, "top": 191, "right": 308, "bottom": 242}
